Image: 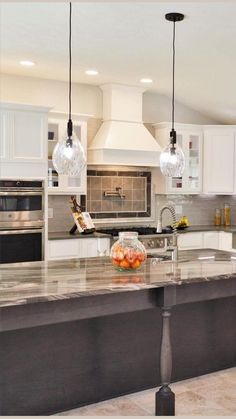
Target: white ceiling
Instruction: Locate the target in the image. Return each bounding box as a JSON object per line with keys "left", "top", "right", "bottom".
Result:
{"left": 1, "top": 2, "right": 236, "bottom": 123}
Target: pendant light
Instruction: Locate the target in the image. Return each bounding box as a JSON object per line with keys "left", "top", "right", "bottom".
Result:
{"left": 160, "top": 12, "right": 185, "bottom": 177}
{"left": 53, "top": 2, "right": 86, "bottom": 176}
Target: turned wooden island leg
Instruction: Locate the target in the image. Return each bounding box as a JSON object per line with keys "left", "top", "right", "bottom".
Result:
{"left": 156, "top": 307, "right": 175, "bottom": 416}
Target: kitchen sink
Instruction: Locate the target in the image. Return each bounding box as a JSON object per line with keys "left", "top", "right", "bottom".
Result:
{"left": 147, "top": 253, "right": 172, "bottom": 262}
{"left": 147, "top": 253, "right": 190, "bottom": 263}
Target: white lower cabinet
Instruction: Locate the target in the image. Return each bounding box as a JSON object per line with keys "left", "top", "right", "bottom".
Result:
{"left": 218, "top": 232, "right": 233, "bottom": 251}
{"left": 178, "top": 231, "right": 232, "bottom": 251}
{"left": 49, "top": 239, "right": 79, "bottom": 260}
{"left": 48, "top": 237, "right": 110, "bottom": 260}
{"left": 178, "top": 232, "right": 203, "bottom": 250}
{"left": 203, "top": 232, "right": 219, "bottom": 249}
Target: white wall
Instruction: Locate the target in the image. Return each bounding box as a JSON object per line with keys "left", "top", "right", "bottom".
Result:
{"left": 1, "top": 73, "right": 218, "bottom": 124}
{"left": 143, "top": 91, "right": 219, "bottom": 125}
{"left": 0, "top": 73, "right": 103, "bottom": 118}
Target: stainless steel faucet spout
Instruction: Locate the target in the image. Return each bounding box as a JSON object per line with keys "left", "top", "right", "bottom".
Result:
{"left": 156, "top": 205, "right": 178, "bottom": 261}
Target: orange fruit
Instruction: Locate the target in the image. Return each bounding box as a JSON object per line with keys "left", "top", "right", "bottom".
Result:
{"left": 136, "top": 252, "right": 146, "bottom": 262}
{"left": 131, "top": 259, "right": 141, "bottom": 269}
{"left": 119, "top": 259, "right": 130, "bottom": 269}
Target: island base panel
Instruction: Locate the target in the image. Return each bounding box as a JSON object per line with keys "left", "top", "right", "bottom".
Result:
{"left": 0, "top": 296, "right": 236, "bottom": 415}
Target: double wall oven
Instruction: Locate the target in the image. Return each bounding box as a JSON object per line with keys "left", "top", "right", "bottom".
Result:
{"left": 0, "top": 180, "right": 44, "bottom": 263}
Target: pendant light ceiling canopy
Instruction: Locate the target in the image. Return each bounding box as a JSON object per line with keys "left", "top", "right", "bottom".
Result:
{"left": 160, "top": 12, "right": 185, "bottom": 178}
{"left": 52, "top": 2, "right": 86, "bottom": 177}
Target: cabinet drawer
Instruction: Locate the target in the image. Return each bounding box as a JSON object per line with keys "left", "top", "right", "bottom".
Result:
{"left": 49, "top": 239, "right": 79, "bottom": 260}
{"left": 178, "top": 232, "right": 203, "bottom": 250}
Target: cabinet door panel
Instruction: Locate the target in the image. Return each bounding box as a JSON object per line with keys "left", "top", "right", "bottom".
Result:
{"left": 203, "top": 232, "right": 219, "bottom": 249}
{"left": 218, "top": 232, "right": 232, "bottom": 251}
{"left": 49, "top": 239, "right": 79, "bottom": 259}
{"left": 204, "top": 131, "right": 235, "bottom": 194}
{"left": 0, "top": 110, "right": 10, "bottom": 160}
{"left": 12, "top": 111, "right": 45, "bottom": 160}
{"left": 178, "top": 232, "right": 203, "bottom": 250}
{"left": 78, "top": 238, "right": 98, "bottom": 258}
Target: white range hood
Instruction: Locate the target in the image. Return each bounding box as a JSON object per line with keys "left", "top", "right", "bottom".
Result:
{"left": 88, "top": 84, "right": 161, "bottom": 166}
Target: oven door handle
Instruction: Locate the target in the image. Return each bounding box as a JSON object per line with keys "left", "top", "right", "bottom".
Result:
{"left": 0, "top": 229, "right": 43, "bottom": 235}
{"left": 0, "top": 191, "right": 43, "bottom": 196}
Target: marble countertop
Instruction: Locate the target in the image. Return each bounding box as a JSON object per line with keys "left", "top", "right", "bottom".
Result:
{"left": 48, "top": 226, "right": 236, "bottom": 241}
{"left": 1, "top": 249, "right": 236, "bottom": 308}
{"left": 48, "top": 231, "right": 111, "bottom": 240}
{"left": 181, "top": 225, "right": 236, "bottom": 233}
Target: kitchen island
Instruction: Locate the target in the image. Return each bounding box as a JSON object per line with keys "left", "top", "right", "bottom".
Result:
{"left": 0, "top": 249, "right": 236, "bottom": 415}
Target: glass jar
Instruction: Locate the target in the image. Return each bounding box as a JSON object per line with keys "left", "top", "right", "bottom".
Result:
{"left": 110, "top": 232, "right": 147, "bottom": 271}
{"left": 224, "top": 204, "right": 231, "bottom": 226}
{"left": 214, "top": 208, "right": 221, "bottom": 226}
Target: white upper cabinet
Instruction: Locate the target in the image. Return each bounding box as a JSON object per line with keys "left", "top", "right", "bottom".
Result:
{"left": 47, "top": 112, "right": 91, "bottom": 195}
{"left": 203, "top": 127, "right": 235, "bottom": 194}
{"left": 153, "top": 123, "right": 203, "bottom": 194}
{"left": 0, "top": 103, "right": 50, "bottom": 179}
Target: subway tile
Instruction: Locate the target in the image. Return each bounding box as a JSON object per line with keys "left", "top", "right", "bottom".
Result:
{"left": 119, "top": 212, "right": 137, "bottom": 218}
{"left": 133, "top": 189, "right": 145, "bottom": 201}
{"left": 123, "top": 190, "right": 133, "bottom": 200}
{"left": 112, "top": 177, "right": 123, "bottom": 189}
{"left": 133, "top": 201, "right": 146, "bottom": 212}
{"left": 133, "top": 177, "right": 144, "bottom": 189}
{"left": 91, "top": 189, "right": 102, "bottom": 200}
{"left": 87, "top": 170, "right": 97, "bottom": 176}
{"left": 112, "top": 201, "right": 123, "bottom": 211}
{"left": 102, "top": 177, "right": 112, "bottom": 189}
{"left": 90, "top": 177, "right": 102, "bottom": 189}
{"left": 96, "top": 212, "right": 118, "bottom": 219}
{"left": 122, "top": 177, "right": 133, "bottom": 189}
{"left": 122, "top": 200, "right": 133, "bottom": 211}
{"left": 90, "top": 201, "right": 102, "bottom": 212}
{"left": 97, "top": 170, "right": 118, "bottom": 176}
{"left": 118, "top": 171, "right": 138, "bottom": 177}
{"left": 101, "top": 200, "right": 113, "bottom": 212}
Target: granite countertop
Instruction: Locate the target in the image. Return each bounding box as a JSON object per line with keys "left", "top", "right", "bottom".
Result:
{"left": 48, "top": 226, "right": 236, "bottom": 241}
{"left": 181, "top": 225, "right": 236, "bottom": 233}
{"left": 1, "top": 249, "right": 236, "bottom": 308}
{"left": 48, "top": 232, "right": 111, "bottom": 240}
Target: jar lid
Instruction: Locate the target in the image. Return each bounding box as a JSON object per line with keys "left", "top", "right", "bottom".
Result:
{"left": 118, "top": 231, "right": 138, "bottom": 239}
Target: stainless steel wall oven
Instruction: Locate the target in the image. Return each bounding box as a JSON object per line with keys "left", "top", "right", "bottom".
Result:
{"left": 0, "top": 180, "right": 44, "bottom": 263}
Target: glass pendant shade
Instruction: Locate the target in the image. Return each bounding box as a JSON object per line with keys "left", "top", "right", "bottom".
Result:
{"left": 52, "top": 132, "right": 86, "bottom": 176}
{"left": 160, "top": 142, "right": 185, "bottom": 177}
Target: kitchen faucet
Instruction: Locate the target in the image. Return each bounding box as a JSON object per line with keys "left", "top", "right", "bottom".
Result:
{"left": 156, "top": 205, "right": 178, "bottom": 262}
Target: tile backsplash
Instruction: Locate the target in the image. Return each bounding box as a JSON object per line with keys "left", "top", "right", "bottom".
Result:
{"left": 156, "top": 194, "right": 236, "bottom": 226}
{"left": 87, "top": 170, "right": 151, "bottom": 219}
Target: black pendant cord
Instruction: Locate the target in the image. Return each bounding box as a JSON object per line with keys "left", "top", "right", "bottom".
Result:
{"left": 170, "top": 20, "right": 176, "bottom": 147}
{"left": 67, "top": 2, "right": 73, "bottom": 141}
{"left": 165, "top": 12, "right": 184, "bottom": 150}
{"left": 172, "top": 20, "right": 175, "bottom": 133}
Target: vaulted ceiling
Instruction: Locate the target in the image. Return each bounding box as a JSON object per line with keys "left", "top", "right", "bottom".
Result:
{"left": 1, "top": 2, "right": 236, "bottom": 123}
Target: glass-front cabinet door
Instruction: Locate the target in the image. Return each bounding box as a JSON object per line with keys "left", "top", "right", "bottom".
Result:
{"left": 167, "top": 134, "right": 185, "bottom": 192}
{"left": 187, "top": 133, "right": 202, "bottom": 193}
{"left": 47, "top": 113, "right": 88, "bottom": 195}
{"left": 160, "top": 124, "right": 203, "bottom": 194}
{"left": 154, "top": 122, "right": 203, "bottom": 194}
